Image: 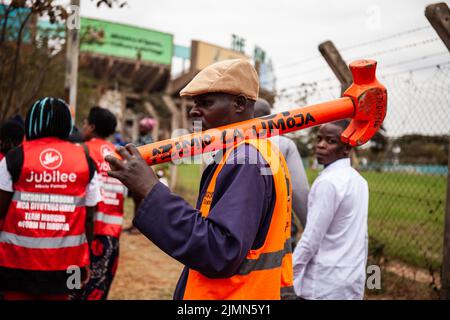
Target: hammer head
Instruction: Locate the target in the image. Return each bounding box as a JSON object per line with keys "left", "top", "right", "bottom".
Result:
{"left": 341, "top": 59, "right": 387, "bottom": 146}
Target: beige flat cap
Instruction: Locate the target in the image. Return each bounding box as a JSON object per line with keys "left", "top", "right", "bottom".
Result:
{"left": 180, "top": 59, "right": 259, "bottom": 100}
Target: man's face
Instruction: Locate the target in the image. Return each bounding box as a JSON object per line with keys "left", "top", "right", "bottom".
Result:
{"left": 315, "top": 123, "right": 350, "bottom": 166}
{"left": 189, "top": 93, "right": 236, "bottom": 130}
{"left": 81, "top": 118, "right": 94, "bottom": 140}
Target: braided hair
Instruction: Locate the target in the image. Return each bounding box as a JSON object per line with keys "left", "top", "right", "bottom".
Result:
{"left": 25, "top": 97, "right": 73, "bottom": 141}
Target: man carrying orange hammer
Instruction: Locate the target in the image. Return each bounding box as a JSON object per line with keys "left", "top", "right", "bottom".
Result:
{"left": 105, "top": 58, "right": 387, "bottom": 300}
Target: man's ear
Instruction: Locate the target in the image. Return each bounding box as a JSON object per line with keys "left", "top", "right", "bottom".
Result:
{"left": 87, "top": 123, "right": 96, "bottom": 135}
{"left": 234, "top": 95, "right": 248, "bottom": 114}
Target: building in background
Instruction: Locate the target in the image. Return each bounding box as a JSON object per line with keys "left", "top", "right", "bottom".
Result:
{"left": 166, "top": 39, "right": 277, "bottom": 136}
{"left": 79, "top": 17, "right": 173, "bottom": 142}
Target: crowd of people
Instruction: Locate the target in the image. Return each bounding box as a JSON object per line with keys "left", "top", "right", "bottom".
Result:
{"left": 0, "top": 58, "right": 369, "bottom": 301}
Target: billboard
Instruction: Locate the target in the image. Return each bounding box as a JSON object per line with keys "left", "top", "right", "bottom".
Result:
{"left": 259, "top": 60, "right": 276, "bottom": 92}
{"left": 174, "top": 44, "right": 190, "bottom": 60}
{"left": 80, "top": 17, "right": 173, "bottom": 65}
{"left": 190, "top": 40, "right": 248, "bottom": 71}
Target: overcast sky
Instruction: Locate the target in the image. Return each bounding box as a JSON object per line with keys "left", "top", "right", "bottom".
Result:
{"left": 80, "top": 1, "right": 445, "bottom": 71}
{"left": 80, "top": 0, "right": 450, "bottom": 135}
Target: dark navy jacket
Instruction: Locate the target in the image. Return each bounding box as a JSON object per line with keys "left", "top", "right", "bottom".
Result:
{"left": 133, "top": 144, "right": 275, "bottom": 299}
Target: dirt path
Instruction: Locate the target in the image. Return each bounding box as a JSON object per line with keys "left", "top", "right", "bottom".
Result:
{"left": 108, "top": 213, "right": 183, "bottom": 300}
{"left": 107, "top": 202, "right": 439, "bottom": 300}
{"left": 386, "top": 261, "right": 440, "bottom": 287}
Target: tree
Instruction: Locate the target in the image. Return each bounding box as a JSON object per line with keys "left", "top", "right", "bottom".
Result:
{"left": 393, "top": 134, "right": 449, "bottom": 165}
{"left": 0, "top": 0, "right": 126, "bottom": 123}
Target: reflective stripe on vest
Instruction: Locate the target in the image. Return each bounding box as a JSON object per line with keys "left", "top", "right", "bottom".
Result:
{"left": 237, "top": 238, "right": 292, "bottom": 276}
{"left": 0, "top": 231, "right": 87, "bottom": 249}
{"left": 99, "top": 182, "right": 125, "bottom": 194}
{"left": 86, "top": 139, "right": 125, "bottom": 238}
{"left": 94, "top": 211, "right": 124, "bottom": 226}
{"left": 12, "top": 191, "right": 86, "bottom": 206}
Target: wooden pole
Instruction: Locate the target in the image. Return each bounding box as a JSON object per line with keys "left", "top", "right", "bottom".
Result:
{"left": 64, "top": 0, "right": 80, "bottom": 120}
{"left": 318, "top": 40, "right": 353, "bottom": 95}
{"left": 443, "top": 139, "right": 450, "bottom": 300}
{"left": 425, "top": 2, "right": 450, "bottom": 300}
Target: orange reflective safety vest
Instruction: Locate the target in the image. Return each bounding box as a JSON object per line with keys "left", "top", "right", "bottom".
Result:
{"left": 0, "top": 137, "right": 91, "bottom": 271}
{"left": 86, "top": 138, "right": 125, "bottom": 238}
{"left": 183, "top": 139, "right": 293, "bottom": 300}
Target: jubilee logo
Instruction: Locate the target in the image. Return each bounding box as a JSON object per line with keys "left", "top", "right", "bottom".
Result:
{"left": 101, "top": 144, "right": 114, "bottom": 159}
{"left": 40, "top": 149, "right": 63, "bottom": 170}
{"left": 99, "top": 144, "right": 114, "bottom": 172}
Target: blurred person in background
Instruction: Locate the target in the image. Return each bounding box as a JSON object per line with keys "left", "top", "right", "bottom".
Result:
{"left": 123, "top": 117, "right": 157, "bottom": 234}
{"left": 136, "top": 117, "right": 156, "bottom": 146}
{"left": 113, "top": 132, "right": 127, "bottom": 147}
{"left": 78, "top": 106, "right": 126, "bottom": 300}
{"left": 0, "top": 97, "right": 101, "bottom": 300}
{"left": 0, "top": 119, "right": 25, "bottom": 161}
{"left": 254, "top": 99, "right": 309, "bottom": 245}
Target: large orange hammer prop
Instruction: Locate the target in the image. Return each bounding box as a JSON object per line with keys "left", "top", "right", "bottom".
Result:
{"left": 136, "top": 59, "right": 387, "bottom": 165}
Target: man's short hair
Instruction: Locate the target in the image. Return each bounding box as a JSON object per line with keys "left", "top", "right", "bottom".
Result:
{"left": 331, "top": 119, "right": 350, "bottom": 131}
{"left": 87, "top": 106, "right": 117, "bottom": 138}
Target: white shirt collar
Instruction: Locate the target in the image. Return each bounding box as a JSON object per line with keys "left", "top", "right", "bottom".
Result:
{"left": 321, "top": 158, "right": 351, "bottom": 174}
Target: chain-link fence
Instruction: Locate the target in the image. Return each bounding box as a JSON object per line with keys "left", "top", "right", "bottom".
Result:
{"left": 363, "top": 63, "right": 449, "bottom": 298}
{"left": 276, "top": 25, "right": 450, "bottom": 299}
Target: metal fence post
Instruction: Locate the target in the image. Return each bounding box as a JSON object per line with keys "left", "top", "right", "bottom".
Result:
{"left": 425, "top": 2, "right": 450, "bottom": 300}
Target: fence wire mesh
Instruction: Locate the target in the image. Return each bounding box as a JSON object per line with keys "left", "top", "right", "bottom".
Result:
{"left": 276, "top": 31, "right": 450, "bottom": 298}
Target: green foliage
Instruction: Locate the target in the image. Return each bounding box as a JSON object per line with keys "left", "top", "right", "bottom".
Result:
{"left": 394, "top": 134, "right": 449, "bottom": 165}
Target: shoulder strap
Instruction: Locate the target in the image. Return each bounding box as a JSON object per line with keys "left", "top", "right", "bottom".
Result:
{"left": 79, "top": 142, "right": 96, "bottom": 181}
{"left": 80, "top": 142, "right": 90, "bottom": 157}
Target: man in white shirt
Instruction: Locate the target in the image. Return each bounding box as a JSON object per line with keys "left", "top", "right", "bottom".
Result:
{"left": 293, "top": 120, "right": 369, "bottom": 300}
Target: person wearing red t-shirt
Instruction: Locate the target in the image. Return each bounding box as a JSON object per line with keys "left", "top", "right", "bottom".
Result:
{"left": 79, "top": 106, "right": 126, "bottom": 300}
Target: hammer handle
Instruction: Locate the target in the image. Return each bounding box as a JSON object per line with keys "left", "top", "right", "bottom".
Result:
{"left": 136, "top": 97, "right": 355, "bottom": 165}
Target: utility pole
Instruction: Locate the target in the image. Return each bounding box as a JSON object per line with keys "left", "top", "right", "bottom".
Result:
{"left": 425, "top": 2, "right": 450, "bottom": 300}
{"left": 65, "top": 0, "right": 80, "bottom": 120}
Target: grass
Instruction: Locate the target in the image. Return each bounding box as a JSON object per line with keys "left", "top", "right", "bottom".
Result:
{"left": 306, "top": 169, "right": 446, "bottom": 269}
{"left": 365, "top": 171, "right": 445, "bottom": 269}
{"left": 173, "top": 164, "right": 202, "bottom": 207}
{"left": 173, "top": 163, "right": 447, "bottom": 270}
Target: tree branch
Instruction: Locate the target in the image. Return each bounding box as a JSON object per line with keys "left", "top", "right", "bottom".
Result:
{"left": 4, "top": 9, "right": 33, "bottom": 112}
{"left": 0, "top": 2, "right": 12, "bottom": 46}
{"left": 14, "top": 52, "right": 55, "bottom": 117}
